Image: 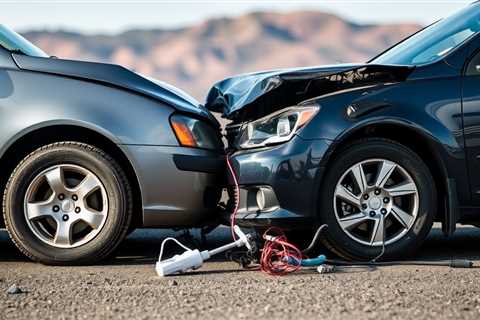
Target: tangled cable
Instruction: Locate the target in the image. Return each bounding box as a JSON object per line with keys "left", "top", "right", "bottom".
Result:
{"left": 260, "top": 227, "right": 303, "bottom": 276}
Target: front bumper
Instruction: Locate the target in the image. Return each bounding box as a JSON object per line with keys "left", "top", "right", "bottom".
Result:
{"left": 121, "top": 145, "right": 225, "bottom": 228}
{"left": 227, "top": 136, "right": 331, "bottom": 229}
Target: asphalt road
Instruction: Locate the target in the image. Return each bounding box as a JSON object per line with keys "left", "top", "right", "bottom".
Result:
{"left": 1, "top": 225, "right": 480, "bottom": 320}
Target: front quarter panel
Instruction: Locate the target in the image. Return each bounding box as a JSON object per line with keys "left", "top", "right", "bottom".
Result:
{"left": 299, "top": 77, "right": 468, "bottom": 202}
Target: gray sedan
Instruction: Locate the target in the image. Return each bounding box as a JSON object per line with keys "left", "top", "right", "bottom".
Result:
{"left": 0, "top": 25, "right": 224, "bottom": 265}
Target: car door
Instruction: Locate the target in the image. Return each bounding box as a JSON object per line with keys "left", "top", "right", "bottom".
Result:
{"left": 462, "top": 40, "right": 480, "bottom": 205}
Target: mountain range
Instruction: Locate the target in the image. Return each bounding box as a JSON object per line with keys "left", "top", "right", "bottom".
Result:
{"left": 22, "top": 11, "right": 421, "bottom": 101}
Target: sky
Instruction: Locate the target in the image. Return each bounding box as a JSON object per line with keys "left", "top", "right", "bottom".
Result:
{"left": 0, "top": 0, "right": 474, "bottom": 34}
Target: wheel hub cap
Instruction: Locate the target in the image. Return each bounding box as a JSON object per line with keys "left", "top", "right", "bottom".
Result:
{"left": 368, "top": 197, "right": 382, "bottom": 210}
{"left": 61, "top": 199, "right": 75, "bottom": 213}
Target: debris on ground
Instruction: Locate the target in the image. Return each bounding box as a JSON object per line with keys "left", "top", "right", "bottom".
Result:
{"left": 6, "top": 284, "right": 24, "bottom": 295}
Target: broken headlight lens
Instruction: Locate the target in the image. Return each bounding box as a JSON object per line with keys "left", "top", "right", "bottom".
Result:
{"left": 237, "top": 105, "right": 319, "bottom": 149}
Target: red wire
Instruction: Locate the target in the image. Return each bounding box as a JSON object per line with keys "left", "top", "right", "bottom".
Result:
{"left": 260, "top": 227, "right": 303, "bottom": 276}
{"left": 226, "top": 154, "right": 239, "bottom": 240}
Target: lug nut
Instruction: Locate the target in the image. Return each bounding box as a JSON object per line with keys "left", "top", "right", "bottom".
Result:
{"left": 369, "top": 211, "right": 376, "bottom": 217}
{"left": 362, "top": 204, "right": 368, "bottom": 210}
{"left": 53, "top": 205, "right": 60, "bottom": 212}
{"left": 58, "top": 194, "right": 65, "bottom": 200}
{"left": 381, "top": 208, "right": 387, "bottom": 215}
{"left": 363, "top": 194, "right": 369, "bottom": 200}
{"left": 72, "top": 195, "right": 78, "bottom": 201}
{"left": 62, "top": 214, "right": 69, "bottom": 221}
{"left": 374, "top": 189, "right": 381, "bottom": 195}
{"left": 383, "top": 197, "right": 390, "bottom": 204}
{"left": 75, "top": 207, "right": 81, "bottom": 214}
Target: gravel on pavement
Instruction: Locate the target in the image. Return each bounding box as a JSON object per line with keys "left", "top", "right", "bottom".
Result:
{"left": 1, "top": 225, "right": 480, "bottom": 320}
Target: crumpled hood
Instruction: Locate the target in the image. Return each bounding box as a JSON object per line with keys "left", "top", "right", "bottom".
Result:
{"left": 12, "top": 54, "right": 218, "bottom": 125}
{"left": 205, "top": 63, "right": 413, "bottom": 120}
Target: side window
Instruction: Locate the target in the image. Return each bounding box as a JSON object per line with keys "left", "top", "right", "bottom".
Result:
{"left": 466, "top": 49, "right": 480, "bottom": 76}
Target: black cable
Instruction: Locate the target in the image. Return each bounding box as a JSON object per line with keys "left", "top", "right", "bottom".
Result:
{"left": 301, "top": 224, "right": 473, "bottom": 269}
{"left": 301, "top": 224, "right": 328, "bottom": 255}
{"left": 370, "top": 214, "right": 386, "bottom": 263}
{"left": 325, "top": 259, "right": 473, "bottom": 268}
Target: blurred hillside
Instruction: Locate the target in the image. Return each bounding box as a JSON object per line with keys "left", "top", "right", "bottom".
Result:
{"left": 22, "top": 11, "right": 421, "bottom": 101}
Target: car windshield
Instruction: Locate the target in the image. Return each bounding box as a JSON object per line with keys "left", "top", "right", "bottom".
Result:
{"left": 371, "top": 3, "right": 480, "bottom": 66}
{"left": 0, "top": 25, "right": 48, "bottom": 58}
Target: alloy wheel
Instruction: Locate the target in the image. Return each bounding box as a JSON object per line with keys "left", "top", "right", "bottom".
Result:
{"left": 24, "top": 164, "right": 108, "bottom": 248}
{"left": 333, "top": 159, "right": 419, "bottom": 246}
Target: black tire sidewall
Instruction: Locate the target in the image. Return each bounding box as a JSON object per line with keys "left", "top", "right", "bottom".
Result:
{"left": 319, "top": 139, "right": 436, "bottom": 260}
{"left": 4, "top": 143, "right": 129, "bottom": 264}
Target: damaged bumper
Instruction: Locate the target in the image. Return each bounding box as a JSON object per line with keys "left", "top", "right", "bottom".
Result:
{"left": 226, "top": 136, "right": 331, "bottom": 229}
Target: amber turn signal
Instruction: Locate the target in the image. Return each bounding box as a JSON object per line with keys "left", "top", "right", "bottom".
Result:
{"left": 171, "top": 120, "right": 197, "bottom": 147}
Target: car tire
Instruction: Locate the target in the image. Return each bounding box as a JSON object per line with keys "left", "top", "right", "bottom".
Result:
{"left": 319, "top": 138, "right": 436, "bottom": 260}
{"left": 3, "top": 142, "right": 133, "bottom": 265}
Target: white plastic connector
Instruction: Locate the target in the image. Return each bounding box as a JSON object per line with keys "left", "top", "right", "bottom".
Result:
{"left": 155, "top": 226, "right": 253, "bottom": 277}
{"left": 156, "top": 249, "right": 210, "bottom": 277}
{"left": 235, "top": 225, "right": 252, "bottom": 251}
{"left": 263, "top": 234, "right": 280, "bottom": 242}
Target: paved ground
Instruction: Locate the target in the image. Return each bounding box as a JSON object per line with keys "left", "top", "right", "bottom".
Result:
{"left": 1, "top": 225, "right": 480, "bottom": 320}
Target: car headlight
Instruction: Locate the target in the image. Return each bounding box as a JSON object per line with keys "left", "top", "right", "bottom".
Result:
{"left": 170, "top": 114, "right": 223, "bottom": 150}
{"left": 236, "top": 104, "right": 319, "bottom": 149}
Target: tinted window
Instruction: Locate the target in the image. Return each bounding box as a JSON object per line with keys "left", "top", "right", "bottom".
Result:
{"left": 371, "top": 3, "right": 480, "bottom": 66}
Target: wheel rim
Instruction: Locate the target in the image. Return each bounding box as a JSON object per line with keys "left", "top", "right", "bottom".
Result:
{"left": 333, "top": 159, "right": 419, "bottom": 246}
{"left": 24, "top": 164, "right": 109, "bottom": 249}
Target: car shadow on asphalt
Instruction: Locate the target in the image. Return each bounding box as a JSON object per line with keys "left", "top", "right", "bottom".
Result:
{"left": 0, "top": 229, "right": 26, "bottom": 262}
{"left": 0, "top": 227, "right": 237, "bottom": 265}
{"left": 1, "top": 225, "right": 480, "bottom": 266}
